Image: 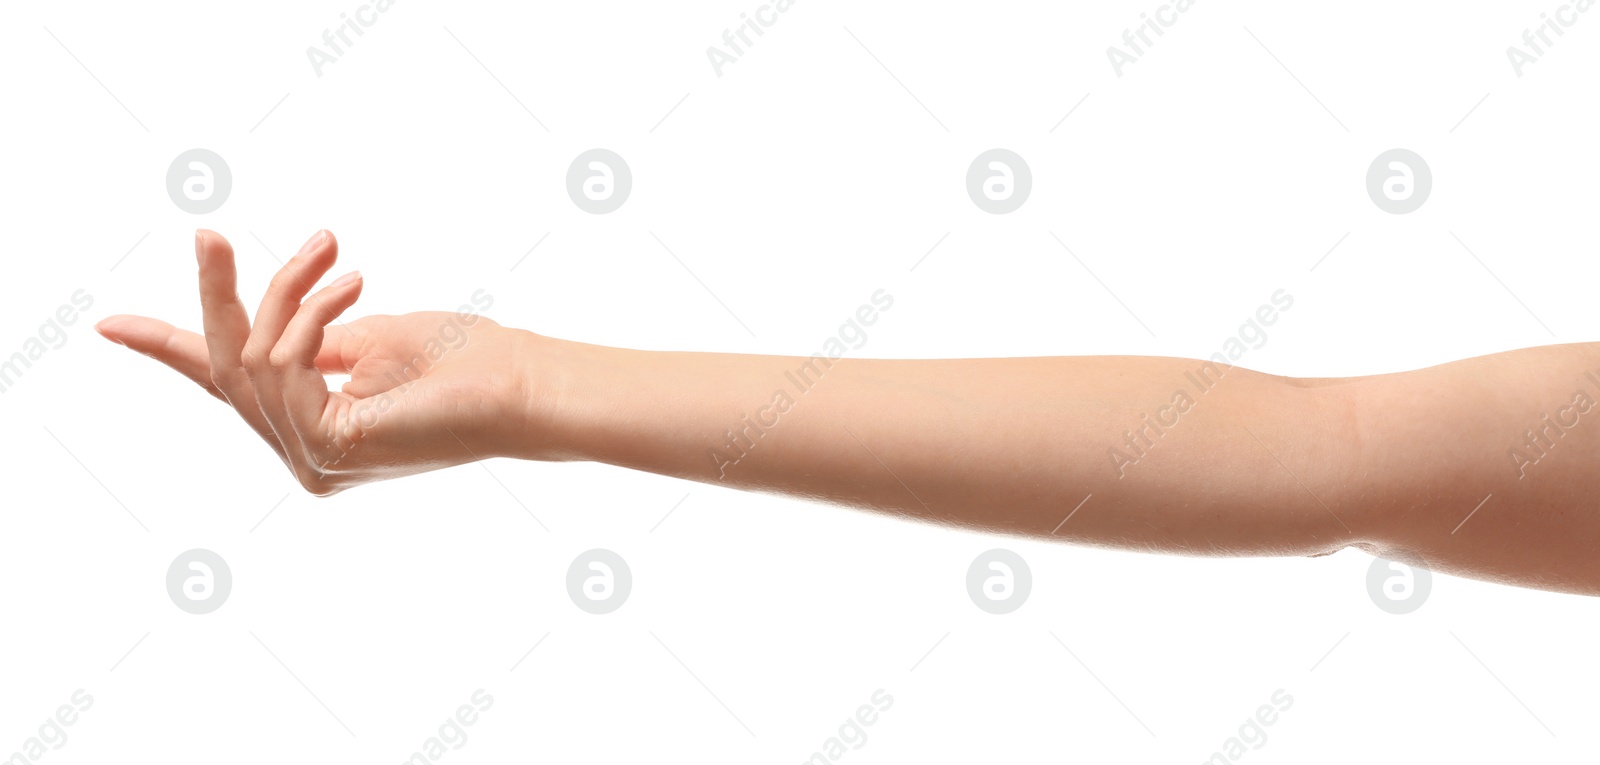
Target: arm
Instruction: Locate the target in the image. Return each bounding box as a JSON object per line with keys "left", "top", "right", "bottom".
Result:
{"left": 97, "top": 230, "right": 1600, "bottom": 596}
{"left": 529, "top": 339, "right": 1600, "bottom": 595}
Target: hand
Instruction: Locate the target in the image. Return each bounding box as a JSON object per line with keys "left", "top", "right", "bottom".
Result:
{"left": 96, "top": 230, "right": 543, "bottom": 495}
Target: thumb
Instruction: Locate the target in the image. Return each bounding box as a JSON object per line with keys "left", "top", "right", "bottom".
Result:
{"left": 96, "top": 315, "right": 224, "bottom": 401}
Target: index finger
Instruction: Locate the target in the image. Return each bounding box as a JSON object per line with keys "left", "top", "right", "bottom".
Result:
{"left": 196, "top": 229, "right": 252, "bottom": 389}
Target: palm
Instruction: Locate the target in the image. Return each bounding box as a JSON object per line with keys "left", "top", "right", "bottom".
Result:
{"left": 315, "top": 313, "right": 527, "bottom": 470}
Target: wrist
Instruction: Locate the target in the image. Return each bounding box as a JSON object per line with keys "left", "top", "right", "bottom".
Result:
{"left": 497, "top": 330, "right": 627, "bottom": 463}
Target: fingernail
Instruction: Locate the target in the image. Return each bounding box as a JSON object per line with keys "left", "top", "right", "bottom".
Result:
{"left": 298, "top": 230, "right": 328, "bottom": 257}
{"left": 195, "top": 230, "right": 206, "bottom": 264}
{"left": 330, "top": 270, "right": 361, "bottom": 288}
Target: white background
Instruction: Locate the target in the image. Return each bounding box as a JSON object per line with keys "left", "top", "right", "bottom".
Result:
{"left": 2, "top": 0, "right": 1598, "bottom": 762}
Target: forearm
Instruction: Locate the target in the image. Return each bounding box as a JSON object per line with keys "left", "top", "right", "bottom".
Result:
{"left": 520, "top": 337, "right": 1366, "bottom": 557}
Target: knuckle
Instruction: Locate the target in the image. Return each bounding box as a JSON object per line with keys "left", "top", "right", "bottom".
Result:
{"left": 268, "top": 269, "right": 300, "bottom": 294}
{"left": 239, "top": 344, "right": 269, "bottom": 372}
{"left": 308, "top": 480, "right": 340, "bottom": 498}
{"left": 267, "top": 344, "right": 295, "bottom": 370}
{"left": 295, "top": 467, "right": 334, "bottom": 497}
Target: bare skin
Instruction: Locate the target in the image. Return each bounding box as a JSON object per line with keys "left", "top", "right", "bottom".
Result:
{"left": 96, "top": 230, "right": 1600, "bottom": 596}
